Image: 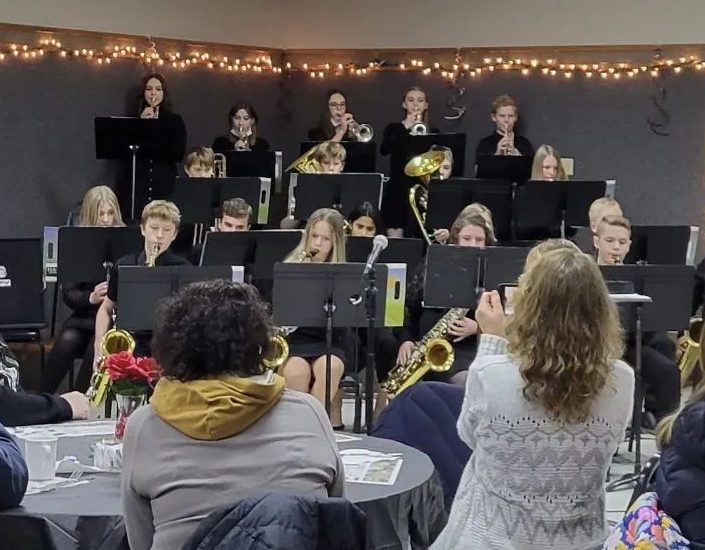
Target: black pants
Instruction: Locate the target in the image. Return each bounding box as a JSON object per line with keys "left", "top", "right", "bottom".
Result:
{"left": 43, "top": 326, "right": 95, "bottom": 393}
{"left": 625, "top": 344, "right": 681, "bottom": 420}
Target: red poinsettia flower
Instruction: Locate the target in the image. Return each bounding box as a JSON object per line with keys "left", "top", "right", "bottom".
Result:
{"left": 103, "top": 351, "right": 161, "bottom": 395}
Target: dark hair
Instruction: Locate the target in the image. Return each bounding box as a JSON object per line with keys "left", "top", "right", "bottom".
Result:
{"left": 151, "top": 280, "right": 272, "bottom": 381}
{"left": 227, "top": 101, "right": 259, "bottom": 148}
{"left": 317, "top": 89, "right": 348, "bottom": 140}
{"left": 137, "top": 73, "right": 172, "bottom": 113}
{"left": 347, "top": 201, "right": 385, "bottom": 235}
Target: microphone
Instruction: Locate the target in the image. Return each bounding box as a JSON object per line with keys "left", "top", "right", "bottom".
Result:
{"left": 362, "top": 235, "right": 388, "bottom": 278}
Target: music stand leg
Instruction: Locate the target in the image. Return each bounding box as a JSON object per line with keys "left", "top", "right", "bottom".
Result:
{"left": 364, "top": 270, "right": 378, "bottom": 435}
{"left": 323, "top": 287, "right": 334, "bottom": 417}
{"left": 607, "top": 304, "right": 644, "bottom": 492}
{"left": 129, "top": 144, "right": 139, "bottom": 220}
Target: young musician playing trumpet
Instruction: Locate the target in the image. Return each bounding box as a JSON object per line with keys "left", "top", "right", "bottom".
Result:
{"left": 381, "top": 86, "right": 434, "bottom": 237}
{"left": 280, "top": 208, "right": 347, "bottom": 425}
{"left": 93, "top": 201, "right": 190, "bottom": 362}
{"left": 531, "top": 144, "right": 568, "bottom": 181}
{"left": 475, "top": 94, "right": 534, "bottom": 160}
{"left": 43, "top": 186, "right": 125, "bottom": 393}
{"left": 121, "top": 74, "right": 186, "bottom": 220}
{"left": 308, "top": 89, "right": 358, "bottom": 142}
{"left": 183, "top": 146, "right": 215, "bottom": 178}
{"left": 212, "top": 102, "right": 269, "bottom": 152}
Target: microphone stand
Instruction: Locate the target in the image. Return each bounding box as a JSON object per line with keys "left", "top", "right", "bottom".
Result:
{"left": 363, "top": 263, "right": 378, "bottom": 435}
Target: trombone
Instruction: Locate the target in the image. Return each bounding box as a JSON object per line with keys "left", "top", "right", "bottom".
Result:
{"left": 404, "top": 151, "right": 446, "bottom": 245}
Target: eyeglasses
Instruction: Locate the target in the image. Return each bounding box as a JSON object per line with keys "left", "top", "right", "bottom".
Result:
{"left": 328, "top": 102, "right": 346, "bottom": 108}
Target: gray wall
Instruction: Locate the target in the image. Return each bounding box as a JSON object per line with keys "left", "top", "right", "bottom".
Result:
{"left": 5, "top": 0, "right": 705, "bottom": 48}
{"left": 1, "top": 60, "right": 703, "bottom": 253}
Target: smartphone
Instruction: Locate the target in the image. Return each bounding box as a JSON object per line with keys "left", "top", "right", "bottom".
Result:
{"left": 497, "top": 284, "right": 518, "bottom": 315}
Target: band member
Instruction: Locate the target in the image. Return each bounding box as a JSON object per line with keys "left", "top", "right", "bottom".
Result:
{"left": 212, "top": 102, "right": 269, "bottom": 152}
{"left": 588, "top": 197, "right": 623, "bottom": 233}
{"left": 475, "top": 94, "right": 534, "bottom": 161}
{"left": 594, "top": 215, "right": 681, "bottom": 424}
{"left": 308, "top": 89, "right": 357, "bottom": 142}
{"left": 118, "top": 74, "right": 187, "bottom": 220}
{"left": 43, "top": 186, "right": 125, "bottom": 393}
{"left": 347, "top": 201, "right": 385, "bottom": 237}
{"left": 183, "top": 146, "right": 215, "bottom": 178}
{"left": 280, "top": 208, "right": 347, "bottom": 425}
{"left": 313, "top": 141, "right": 346, "bottom": 173}
{"left": 217, "top": 198, "right": 253, "bottom": 232}
{"left": 429, "top": 145, "right": 454, "bottom": 180}
{"left": 531, "top": 144, "right": 568, "bottom": 181}
{"left": 593, "top": 215, "right": 631, "bottom": 265}
{"left": 381, "top": 86, "right": 434, "bottom": 237}
{"left": 432, "top": 202, "right": 492, "bottom": 244}
{"left": 93, "top": 201, "right": 190, "bottom": 361}
{"left": 395, "top": 209, "right": 497, "bottom": 387}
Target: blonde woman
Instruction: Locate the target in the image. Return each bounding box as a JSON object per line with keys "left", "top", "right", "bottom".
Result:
{"left": 43, "top": 186, "right": 124, "bottom": 393}
{"left": 654, "top": 335, "right": 705, "bottom": 545}
{"left": 531, "top": 144, "right": 568, "bottom": 181}
{"left": 432, "top": 241, "right": 634, "bottom": 550}
{"left": 281, "top": 208, "right": 347, "bottom": 425}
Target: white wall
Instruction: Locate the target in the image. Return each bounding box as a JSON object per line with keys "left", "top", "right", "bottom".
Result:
{"left": 2, "top": 0, "right": 704, "bottom": 49}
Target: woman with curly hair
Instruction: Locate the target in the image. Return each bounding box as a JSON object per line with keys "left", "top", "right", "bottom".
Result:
{"left": 121, "top": 280, "right": 344, "bottom": 550}
{"left": 432, "top": 240, "right": 634, "bottom": 550}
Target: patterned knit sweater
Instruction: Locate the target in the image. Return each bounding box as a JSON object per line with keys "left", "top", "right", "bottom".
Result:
{"left": 431, "top": 335, "right": 634, "bottom": 550}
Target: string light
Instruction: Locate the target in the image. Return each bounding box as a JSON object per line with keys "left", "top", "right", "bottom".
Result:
{"left": 0, "top": 30, "right": 704, "bottom": 82}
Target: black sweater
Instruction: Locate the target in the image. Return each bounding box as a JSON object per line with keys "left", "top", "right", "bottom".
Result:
{"left": 475, "top": 131, "right": 534, "bottom": 162}
{"left": 212, "top": 135, "right": 270, "bottom": 152}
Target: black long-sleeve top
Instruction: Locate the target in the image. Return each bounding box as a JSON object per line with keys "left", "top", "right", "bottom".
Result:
{"left": 307, "top": 126, "right": 354, "bottom": 142}
{"left": 474, "top": 131, "right": 534, "bottom": 163}
{"left": 62, "top": 282, "right": 100, "bottom": 331}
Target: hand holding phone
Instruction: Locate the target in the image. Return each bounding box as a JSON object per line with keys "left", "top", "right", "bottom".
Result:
{"left": 475, "top": 290, "right": 506, "bottom": 337}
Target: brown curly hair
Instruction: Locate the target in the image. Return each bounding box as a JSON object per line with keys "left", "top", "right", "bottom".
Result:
{"left": 505, "top": 243, "right": 624, "bottom": 423}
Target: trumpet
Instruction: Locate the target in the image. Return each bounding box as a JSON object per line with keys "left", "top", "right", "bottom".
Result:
{"left": 349, "top": 120, "right": 374, "bottom": 142}
{"left": 410, "top": 113, "right": 428, "bottom": 136}
{"left": 214, "top": 153, "right": 227, "bottom": 178}
{"left": 233, "top": 124, "right": 251, "bottom": 151}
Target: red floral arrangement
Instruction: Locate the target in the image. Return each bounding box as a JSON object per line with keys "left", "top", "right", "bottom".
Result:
{"left": 104, "top": 351, "right": 161, "bottom": 396}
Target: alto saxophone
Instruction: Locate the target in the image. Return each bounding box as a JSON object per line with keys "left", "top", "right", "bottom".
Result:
{"left": 146, "top": 243, "right": 160, "bottom": 267}
{"left": 382, "top": 307, "right": 469, "bottom": 398}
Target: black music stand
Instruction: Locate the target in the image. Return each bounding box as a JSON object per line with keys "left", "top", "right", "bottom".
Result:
{"left": 475, "top": 155, "right": 533, "bottom": 182}
{"left": 288, "top": 173, "right": 384, "bottom": 219}
{"left": 513, "top": 180, "right": 607, "bottom": 240}
{"left": 422, "top": 245, "right": 483, "bottom": 309}
{"left": 425, "top": 178, "right": 514, "bottom": 241}
{"left": 346, "top": 237, "right": 425, "bottom": 275}
{"left": 601, "top": 265, "right": 693, "bottom": 488}
{"left": 300, "top": 141, "right": 377, "bottom": 173}
{"left": 116, "top": 266, "right": 244, "bottom": 331}
{"left": 95, "top": 117, "right": 178, "bottom": 219}
{"left": 221, "top": 150, "right": 283, "bottom": 193}
{"left": 272, "top": 263, "right": 392, "bottom": 426}
{"left": 625, "top": 225, "right": 692, "bottom": 265}
{"left": 171, "top": 177, "right": 272, "bottom": 225}
{"left": 57, "top": 227, "right": 143, "bottom": 284}
{"left": 482, "top": 247, "right": 531, "bottom": 289}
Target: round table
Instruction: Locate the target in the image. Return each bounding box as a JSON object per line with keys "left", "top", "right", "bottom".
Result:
{"left": 1, "top": 431, "right": 447, "bottom": 550}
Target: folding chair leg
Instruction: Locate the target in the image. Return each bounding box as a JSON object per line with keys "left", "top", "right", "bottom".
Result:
{"left": 353, "top": 382, "right": 362, "bottom": 433}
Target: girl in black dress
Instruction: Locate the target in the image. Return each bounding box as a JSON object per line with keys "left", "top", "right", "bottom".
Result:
{"left": 307, "top": 89, "right": 358, "bottom": 142}
{"left": 43, "top": 186, "right": 125, "bottom": 392}
{"left": 280, "top": 208, "right": 347, "bottom": 422}
{"left": 212, "top": 102, "right": 270, "bottom": 152}
{"left": 395, "top": 209, "right": 496, "bottom": 387}
{"left": 119, "top": 73, "right": 187, "bottom": 220}
{"left": 380, "top": 86, "right": 433, "bottom": 237}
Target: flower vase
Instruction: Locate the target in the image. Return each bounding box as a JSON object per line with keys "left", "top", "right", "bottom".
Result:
{"left": 114, "top": 393, "right": 146, "bottom": 441}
